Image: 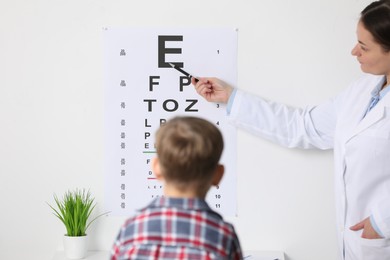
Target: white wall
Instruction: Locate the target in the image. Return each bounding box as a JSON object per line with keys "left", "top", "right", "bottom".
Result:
{"left": 0, "top": 0, "right": 372, "bottom": 259}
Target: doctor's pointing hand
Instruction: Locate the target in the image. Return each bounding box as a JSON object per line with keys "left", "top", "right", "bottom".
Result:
{"left": 193, "top": 1, "right": 390, "bottom": 260}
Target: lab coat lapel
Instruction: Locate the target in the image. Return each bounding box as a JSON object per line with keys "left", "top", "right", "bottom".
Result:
{"left": 346, "top": 94, "right": 390, "bottom": 142}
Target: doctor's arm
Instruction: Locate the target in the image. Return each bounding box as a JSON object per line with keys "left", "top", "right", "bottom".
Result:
{"left": 193, "top": 76, "right": 346, "bottom": 149}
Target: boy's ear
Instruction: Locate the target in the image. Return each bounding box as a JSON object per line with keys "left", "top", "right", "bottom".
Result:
{"left": 212, "top": 164, "right": 224, "bottom": 186}
{"left": 152, "top": 157, "right": 163, "bottom": 181}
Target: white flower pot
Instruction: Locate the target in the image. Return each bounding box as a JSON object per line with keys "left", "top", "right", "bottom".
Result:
{"left": 63, "top": 235, "right": 88, "bottom": 259}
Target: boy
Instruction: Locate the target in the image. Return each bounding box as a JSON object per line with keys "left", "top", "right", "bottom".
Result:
{"left": 110, "top": 116, "right": 243, "bottom": 260}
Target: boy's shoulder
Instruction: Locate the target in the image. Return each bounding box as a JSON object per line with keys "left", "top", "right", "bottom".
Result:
{"left": 124, "top": 197, "right": 236, "bottom": 232}
{"left": 123, "top": 197, "right": 228, "bottom": 224}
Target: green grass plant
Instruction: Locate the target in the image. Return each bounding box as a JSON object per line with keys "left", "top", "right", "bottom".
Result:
{"left": 48, "top": 189, "right": 105, "bottom": 237}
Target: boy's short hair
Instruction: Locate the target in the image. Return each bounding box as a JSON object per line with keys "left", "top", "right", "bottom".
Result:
{"left": 155, "top": 116, "right": 224, "bottom": 187}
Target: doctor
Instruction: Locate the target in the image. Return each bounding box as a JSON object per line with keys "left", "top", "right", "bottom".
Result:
{"left": 193, "top": 1, "right": 390, "bottom": 259}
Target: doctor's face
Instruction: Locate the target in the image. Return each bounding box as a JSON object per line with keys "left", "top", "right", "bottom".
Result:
{"left": 351, "top": 22, "right": 390, "bottom": 76}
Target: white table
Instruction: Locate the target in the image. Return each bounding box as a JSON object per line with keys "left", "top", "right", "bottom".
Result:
{"left": 244, "top": 250, "right": 285, "bottom": 260}
{"left": 52, "top": 251, "right": 109, "bottom": 260}
{"left": 53, "top": 250, "right": 284, "bottom": 260}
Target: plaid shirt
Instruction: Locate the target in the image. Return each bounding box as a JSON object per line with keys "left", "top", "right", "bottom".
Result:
{"left": 110, "top": 197, "right": 243, "bottom": 260}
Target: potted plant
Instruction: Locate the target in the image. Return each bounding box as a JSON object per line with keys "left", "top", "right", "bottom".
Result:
{"left": 48, "top": 189, "right": 106, "bottom": 259}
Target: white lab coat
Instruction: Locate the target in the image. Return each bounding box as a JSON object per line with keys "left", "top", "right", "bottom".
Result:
{"left": 227, "top": 74, "right": 390, "bottom": 260}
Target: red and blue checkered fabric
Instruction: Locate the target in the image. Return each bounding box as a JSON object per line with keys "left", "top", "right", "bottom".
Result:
{"left": 110, "top": 197, "right": 243, "bottom": 260}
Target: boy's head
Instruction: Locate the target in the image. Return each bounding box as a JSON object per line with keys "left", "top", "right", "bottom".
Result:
{"left": 153, "top": 116, "right": 224, "bottom": 197}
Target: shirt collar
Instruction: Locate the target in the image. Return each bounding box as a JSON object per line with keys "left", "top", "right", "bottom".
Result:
{"left": 371, "top": 76, "right": 390, "bottom": 100}
{"left": 144, "top": 197, "right": 214, "bottom": 212}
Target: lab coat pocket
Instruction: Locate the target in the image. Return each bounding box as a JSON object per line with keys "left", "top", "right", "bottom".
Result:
{"left": 360, "top": 237, "right": 390, "bottom": 260}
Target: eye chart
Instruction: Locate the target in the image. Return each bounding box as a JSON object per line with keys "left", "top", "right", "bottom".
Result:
{"left": 104, "top": 28, "right": 238, "bottom": 216}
